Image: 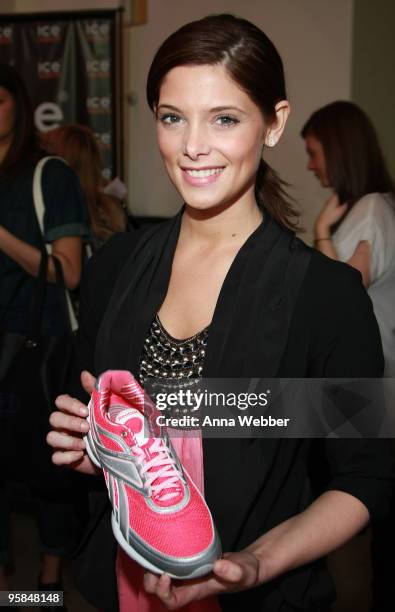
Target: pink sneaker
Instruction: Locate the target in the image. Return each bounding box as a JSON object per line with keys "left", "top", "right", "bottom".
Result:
{"left": 85, "top": 370, "right": 221, "bottom": 579}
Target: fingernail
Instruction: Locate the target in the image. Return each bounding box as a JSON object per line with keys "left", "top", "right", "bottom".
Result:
{"left": 80, "top": 406, "right": 88, "bottom": 416}
{"left": 80, "top": 421, "right": 89, "bottom": 432}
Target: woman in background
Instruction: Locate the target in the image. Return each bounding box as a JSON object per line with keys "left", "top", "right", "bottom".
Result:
{"left": 302, "top": 101, "right": 395, "bottom": 612}
{"left": 302, "top": 101, "right": 395, "bottom": 379}
{"left": 0, "top": 63, "right": 89, "bottom": 609}
{"left": 42, "top": 124, "right": 127, "bottom": 251}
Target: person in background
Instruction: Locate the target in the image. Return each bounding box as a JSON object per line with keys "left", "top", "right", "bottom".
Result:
{"left": 0, "top": 63, "right": 89, "bottom": 610}
{"left": 302, "top": 100, "right": 395, "bottom": 612}
{"left": 302, "top": 101, "right": 395, "bottom": 379}
{"left": 42, "top": 124, "right": 128, "bottom": 251}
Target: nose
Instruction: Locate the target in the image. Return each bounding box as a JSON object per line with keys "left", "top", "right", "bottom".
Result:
{"left": 182, "top": 122, "right": 210, "bottom": 160}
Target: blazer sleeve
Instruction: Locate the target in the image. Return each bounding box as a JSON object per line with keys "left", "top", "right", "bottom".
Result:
{"left": 310, "top": 261, "right": 394, "bottom": 521}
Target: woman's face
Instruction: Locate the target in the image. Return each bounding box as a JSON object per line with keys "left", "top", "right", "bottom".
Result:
{"left": 0, "top": 87, "right": 16, "bottom": 143}
{"left": 304, "top": 133, "right": 330, "bottom": 187}
{"left": 155, "top": 64, "right": 267, "bottom": 212}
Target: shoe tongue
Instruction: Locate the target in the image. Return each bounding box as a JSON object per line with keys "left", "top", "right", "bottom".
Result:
{"left": 106, "top": 371, "right": 145, "bottom": 410}
{"left": 109, "top": 406, "right": 183, "bottom": 506}
{"left": 109, "top": 406, "right": 148, "bottom": 446}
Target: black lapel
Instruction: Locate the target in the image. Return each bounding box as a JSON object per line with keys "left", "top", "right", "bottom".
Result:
{"left": 203, "top": 215, "right": 311, "bottom": 378}
{"left": 95, "top": 211, "right": 182, "bottom": 376}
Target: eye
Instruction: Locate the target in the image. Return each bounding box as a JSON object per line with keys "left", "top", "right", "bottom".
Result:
{"left": 214, "top": 115, "right": 240, "bottom": 127}
{"left": 158, "top": 113, "right": 183, "bottom": 126}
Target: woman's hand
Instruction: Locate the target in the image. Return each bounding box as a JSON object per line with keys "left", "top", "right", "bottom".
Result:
{"left": 315, "top": 194, "right": 348, "bottom": 237}
{"left": 144, "top": 489, "right": 370, "bottom": 610}
{"left": 143, "top": 551, "right": 260, "bottom": 610}
{"left": 46, "top": 370, "right": 100, "bottom": 476}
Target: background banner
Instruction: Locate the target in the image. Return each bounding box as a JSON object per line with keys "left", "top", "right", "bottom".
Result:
{"left": 0, "top": 10, "right": 121, "bottom": 181}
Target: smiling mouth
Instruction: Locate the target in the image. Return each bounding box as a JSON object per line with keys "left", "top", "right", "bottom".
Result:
{"left": 182, "top": 167, "right": 225, "bottom": 178}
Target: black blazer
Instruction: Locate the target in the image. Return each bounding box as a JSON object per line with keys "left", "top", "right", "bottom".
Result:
{"left": 70, "top": 212, "right": 393, "bottom": 612}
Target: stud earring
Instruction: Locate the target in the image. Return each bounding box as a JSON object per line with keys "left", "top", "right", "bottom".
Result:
{"left": 267, "top": 135, "right": 276, "bottom": 147}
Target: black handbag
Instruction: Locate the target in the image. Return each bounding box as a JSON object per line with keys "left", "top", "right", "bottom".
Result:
{"left": 0, "top": 249, "right": 76, "bottom": 485}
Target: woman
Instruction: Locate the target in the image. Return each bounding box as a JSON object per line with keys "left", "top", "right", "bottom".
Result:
{"left": 301, "top": 101, "right": 395, "bottom": 378}
{"left": 0, "top": 63, "right": 88, "bottom": 602}
{"left": 302, "top": 101, "right": 395, "bottom": 612}
{"left": 47, "top": 15, "right": 392, "bottom": 612}
{"left": 41, "top": 124, "right": 128, "bottom": 251}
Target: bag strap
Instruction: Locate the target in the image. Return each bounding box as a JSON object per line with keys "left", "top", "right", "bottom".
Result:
{"left": 52, "top": 256, "right": 72, "bottom": 335}
{"left": 32, "top": 156, "right": 78, "bottom": 331}
{"left": 0, "top": 157, "right": 57, "bottom": 324}
{"left": 25, "top": 251, "right": 73, "bottom": 343}
{"left": 33, "top": 156, "right": 66, "bottom": 237}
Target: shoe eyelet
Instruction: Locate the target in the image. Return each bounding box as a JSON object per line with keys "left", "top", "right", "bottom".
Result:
{"left": 121, "top": 431, "right": 128, "bottom": 438}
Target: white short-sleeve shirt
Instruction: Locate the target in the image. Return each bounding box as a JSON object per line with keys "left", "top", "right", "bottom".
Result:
{"left": 333, "top": 192, "right": 395, "bottom": 377}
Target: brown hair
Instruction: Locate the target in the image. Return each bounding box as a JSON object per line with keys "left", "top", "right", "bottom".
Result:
{"left": 0, "top": 63, "right": 39, "bottom": 176}
{"left": 301, "top": 101, "right": 394, "bottom": 207}
{"left": 42, "top": 124, "right": 126, "bottom": 242}
{"left": 146, "top": 14, "right": 299, "bottom": 231}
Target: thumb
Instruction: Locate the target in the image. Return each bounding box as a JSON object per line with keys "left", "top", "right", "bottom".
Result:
{"left": 213, "top": 559, "right": 243, "bottom": 582}
{"left": 81, "top": 370, "right": 96, "bottom": 394}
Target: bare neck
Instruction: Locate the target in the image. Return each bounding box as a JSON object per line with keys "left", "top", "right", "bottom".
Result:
{"left": 180, "top": 198, "right": 263, "bottom": 248}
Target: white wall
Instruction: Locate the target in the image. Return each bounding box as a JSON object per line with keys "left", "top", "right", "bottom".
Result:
{"left": 126, "top": 0, "right": 354, "bottom": 240}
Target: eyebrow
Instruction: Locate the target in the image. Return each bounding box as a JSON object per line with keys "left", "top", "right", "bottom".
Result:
{"left": 157, "top": 103, "right": 246, "bottom": 114}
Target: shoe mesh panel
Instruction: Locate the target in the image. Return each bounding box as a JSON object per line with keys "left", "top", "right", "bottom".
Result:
{"left": 125, "top": 478, "right": 213, "bottom": 556}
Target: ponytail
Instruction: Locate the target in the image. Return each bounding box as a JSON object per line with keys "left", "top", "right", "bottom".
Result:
{"left": 255, "top": 160, "right": 300, "bottom": 232}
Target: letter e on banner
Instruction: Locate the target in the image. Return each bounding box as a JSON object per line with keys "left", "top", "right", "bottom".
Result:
{"left": 35, "top": 102, "right": 63, "bottom": 132}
